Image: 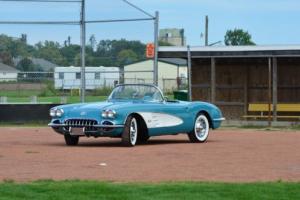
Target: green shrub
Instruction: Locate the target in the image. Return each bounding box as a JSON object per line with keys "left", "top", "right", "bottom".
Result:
{"left": 38, "top": 81, "right": 57, "bottom": 97}
{"left": 90, "top": 87, "right": 113, "bottom": 96}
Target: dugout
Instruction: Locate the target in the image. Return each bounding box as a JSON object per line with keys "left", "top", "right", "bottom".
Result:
{"left": 159, "top": 45, "right": 300, "bottom": 121}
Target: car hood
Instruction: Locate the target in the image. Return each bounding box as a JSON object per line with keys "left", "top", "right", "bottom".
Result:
{"left": 57, "top": 101, "right": 126, "bottom": 119}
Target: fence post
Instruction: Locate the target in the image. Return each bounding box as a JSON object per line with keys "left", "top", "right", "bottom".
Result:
{"left": 61, "top": 96, "right": 67, "bottom": 104}
{"left": 0, "top": 96, "right": 7, "bottom": 104}
{"left": 30, "top": 96, "right": 37, "bottom": 104}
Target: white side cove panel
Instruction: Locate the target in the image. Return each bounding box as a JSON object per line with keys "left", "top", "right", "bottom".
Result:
{"left": 137, "top": 112, "right": 183, "bottom": 128}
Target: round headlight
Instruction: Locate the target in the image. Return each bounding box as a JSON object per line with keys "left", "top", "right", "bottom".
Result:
{"left": 107, "top": 110, "right": 116, "bottom": 118}
{"left": 56, "top": 109, "right": 64, "bottom": 117}
{"left": 101, "top": 110, "right": 108, "bottom": 118}
{"left": 50, "top": 109, "right": 56, "bottom": 117}
{"left": 102, "top": 109, "right": 116, "bottom": 118}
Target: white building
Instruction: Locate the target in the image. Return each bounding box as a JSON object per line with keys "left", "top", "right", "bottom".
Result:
{"left": 124, "top": 59, "right": 187, "bottom": 92}
{"left": 0, "top": 62, "right": 19, "bottom": 82}
{"left": 54, "top": 66, "right": 120, "bottom": 90}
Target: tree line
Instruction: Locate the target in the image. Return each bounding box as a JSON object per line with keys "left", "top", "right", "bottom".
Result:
{"left": 0, "top": 29, "right": 255, "bottom": 71}
{"left": 0, "top": 34, "right": 148, "bottom": 71}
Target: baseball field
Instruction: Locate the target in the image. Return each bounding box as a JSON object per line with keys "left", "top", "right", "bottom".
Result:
{"left": 0, "top": 127, "right": 299, "bottom": 199}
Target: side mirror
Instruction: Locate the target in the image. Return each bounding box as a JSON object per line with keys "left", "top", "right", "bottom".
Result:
{"left": 164, "top": 96, "right": 169, "bottom": 101}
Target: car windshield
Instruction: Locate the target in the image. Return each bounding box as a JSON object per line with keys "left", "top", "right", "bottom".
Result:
{"left": 108, "top": 84, "right": 164, "bottom": 102}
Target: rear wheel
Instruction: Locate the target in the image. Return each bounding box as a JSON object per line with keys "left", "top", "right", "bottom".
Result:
{"left": 188, "top": 114, "right": 210, "bottom": 143}
{"left": 122, "top": 116, "right": 138, "bottom": 147}
{"left": 64, "top": 134, "right": 79, "bottom": 146}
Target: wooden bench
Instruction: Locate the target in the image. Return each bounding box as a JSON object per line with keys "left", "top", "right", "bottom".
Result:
{"left": 243, "top": 103, "right": 300, "bottom": 119}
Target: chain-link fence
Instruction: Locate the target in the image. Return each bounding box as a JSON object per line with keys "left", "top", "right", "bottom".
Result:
{"left": 0, "top": 71, "right": 187, "bottom": 104}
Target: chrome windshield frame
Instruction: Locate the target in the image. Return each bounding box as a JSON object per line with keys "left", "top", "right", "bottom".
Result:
{"left": 108, "top": 84, "right": 165, "bottom": 103}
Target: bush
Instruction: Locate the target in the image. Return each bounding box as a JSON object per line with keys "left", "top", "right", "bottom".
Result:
{"left": 90, "top": 87, "right": 113, "bottom": 96}
{"left": 70, "top": 89, "right": 80, "bottom": 96}
{"left": 38, "top": 81, "right": 57, "bottom": 97}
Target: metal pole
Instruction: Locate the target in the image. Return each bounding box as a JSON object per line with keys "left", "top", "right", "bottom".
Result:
{"left": 205, "top": 15, "right": 208, "bottom": 46}
{"left": 153, "top": 11, "right": 159, "bottom": 86}
{"left": 80, "top": 0, "right": 86, "bottom": 102}
{"left": 211, "top": 57, "right": 216, "bottom": 103}
{"left": 268, "top": 57, "right": 272, "bottom": 127}
{"left": 272, "top": 57, "right": 278, "bottom": 122}
{"left": 187, "top": 45, "right": 192, "bottom": 101}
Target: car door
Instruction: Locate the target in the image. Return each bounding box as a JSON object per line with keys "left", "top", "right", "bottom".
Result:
{"left": 140, "top": 100, "right": 191, "bottom": 136}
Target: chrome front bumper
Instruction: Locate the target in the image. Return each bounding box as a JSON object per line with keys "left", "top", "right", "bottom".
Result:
{"left": 213, "top": 117, "right": 226, "bottom": 121}
{"left": 48, "top": 123, "right": 124, "bottom": 128}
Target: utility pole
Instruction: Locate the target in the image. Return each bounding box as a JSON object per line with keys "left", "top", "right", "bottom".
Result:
{"left": 205, "top": 15, "right": 208, "bottom": 46}
{"left": 153, "top": 11, "right": 159, "bottom": 86}
{"left": 80, "top": 0, "right": 86, "bottom": 102}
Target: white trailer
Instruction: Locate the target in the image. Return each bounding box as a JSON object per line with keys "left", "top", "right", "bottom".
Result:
{"left": 54, "top": 66, "right": 120, "bottom": 90}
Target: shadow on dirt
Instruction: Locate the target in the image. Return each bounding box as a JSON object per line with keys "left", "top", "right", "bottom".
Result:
{"left": 45, "top": 138, "right": 215, "bottom": 148}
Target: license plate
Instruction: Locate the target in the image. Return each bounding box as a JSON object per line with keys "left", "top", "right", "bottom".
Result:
{"left": 69, "top": 127, "right": 84, "bottom": 136}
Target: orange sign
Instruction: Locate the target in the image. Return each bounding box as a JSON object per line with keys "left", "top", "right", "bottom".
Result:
{"left": 146, "top": 43, "right": 155, "bottom": 58}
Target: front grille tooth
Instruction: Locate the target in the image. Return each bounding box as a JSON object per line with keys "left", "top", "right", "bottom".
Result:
{"left": 65, "top": 119, "right": 97, "bottom": 128}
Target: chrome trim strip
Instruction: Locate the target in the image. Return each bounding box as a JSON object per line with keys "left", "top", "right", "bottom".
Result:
{"left": 213, "top": 117, "right": 226, "bottom": 121}
{"left": 93, "top": 124, "right": 124, "bottom": 128}
{"left": 48, "top": 123, "right": 66, "bottom": 127}
{"left": 48, "top": 123, "right": 124, "bottom": 128}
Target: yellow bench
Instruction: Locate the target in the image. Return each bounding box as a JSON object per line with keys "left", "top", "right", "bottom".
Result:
{"left": 243, "top": 103, "right": 300, "bottom": 119}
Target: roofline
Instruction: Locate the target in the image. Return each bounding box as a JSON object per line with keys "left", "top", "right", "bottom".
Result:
{"left": 124, "top": 58, "right": 186, "bottom": 67}
{"left": 159, "top": 45, "right": 300, "bottom": 52}
{"left": 158, "top": 45, "right": 300, "bottom": 58}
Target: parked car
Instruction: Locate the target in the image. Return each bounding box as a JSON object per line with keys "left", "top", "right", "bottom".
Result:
{"left": 48, "top": 84, "right": 225, "bottom": 147}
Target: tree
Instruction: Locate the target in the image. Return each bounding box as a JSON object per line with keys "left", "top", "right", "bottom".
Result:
{"left": 34, "top": 41, "right": 67, "bottom": 65}
{"left": 117, "top": 49, "right": 138, "bottom": 66}
{"left": 0, "top": 51, "right": 13, "bottom": 66}
{"left": 224, "top": 29, "right": 255, "bottom": 46}
{"left": 16, "top": 57, "right": 35, "bottom": 71}
{"left": 89, "top": 35, "right": 97, "bottom": 51}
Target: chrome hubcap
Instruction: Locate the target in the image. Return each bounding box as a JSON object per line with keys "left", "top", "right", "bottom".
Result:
{"left": 130, "top": 118, "right": 137, "bottom": 145}
{"left": 194, "top": 115, "right": 209, "bottom": 140}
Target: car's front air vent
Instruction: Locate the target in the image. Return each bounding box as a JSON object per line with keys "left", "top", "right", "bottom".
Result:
{"left": 65, "top": 119, "right": 97, "bottom": 127}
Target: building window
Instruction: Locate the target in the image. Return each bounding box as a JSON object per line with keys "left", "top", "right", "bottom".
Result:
{"left": 95, "top": 72, "right": 100, "bottom": 80}
{"left": 59, "top": 72, "right": 64, "bottom": 79}
{"left": 76, "top": 72, "right": 81, "bottom": 79}
{"left": 166, "top": 32, "right": 172, "bottom": 38}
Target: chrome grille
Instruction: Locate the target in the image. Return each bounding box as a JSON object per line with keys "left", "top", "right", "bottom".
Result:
{"left": 65, "top": 119, "right": 97, "bottom": 127}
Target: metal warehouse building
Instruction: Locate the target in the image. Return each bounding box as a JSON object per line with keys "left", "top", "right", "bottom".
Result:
{"left": 159, "top": 45, "right": 300, "bottom": 121}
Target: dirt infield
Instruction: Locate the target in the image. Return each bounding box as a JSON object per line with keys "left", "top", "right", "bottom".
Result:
{"left": 0, "top": 127, "right": 299, "bottom": 182}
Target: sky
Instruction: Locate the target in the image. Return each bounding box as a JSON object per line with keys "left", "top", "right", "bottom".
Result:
{"left": 1, "top": 0, "right": 300, "bottom": 46}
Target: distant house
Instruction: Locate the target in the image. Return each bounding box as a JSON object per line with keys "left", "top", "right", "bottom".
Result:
{"left": 123, "top": 58, "right": 187, "bottom": 91}
{"left": 54, "top": 66, "right": 120, "bottom": 90}
{"left": 0, "top": 62, "right": 19, "bottom": 82}
{"left": 13, "top": 57, "right": 60, "bottom": 71}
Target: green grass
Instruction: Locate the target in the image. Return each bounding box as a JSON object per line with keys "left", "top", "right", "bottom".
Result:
{"left": 1, "top": 96, "right": 107, "bottom": 104}
{"left": 0, "top": 90, "right": 41, "bottom": 98}
{"left": 0, "top": 180, "right": 299, "bottom": 200}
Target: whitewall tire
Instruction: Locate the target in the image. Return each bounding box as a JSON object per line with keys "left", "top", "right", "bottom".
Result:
{"left": 122, "top": 116, "right": 138, "bottom": 147}
{"left": 188, "top": 114, "right": 210, "bottom": 143}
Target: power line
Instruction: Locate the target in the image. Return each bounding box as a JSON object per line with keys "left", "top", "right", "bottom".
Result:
{"left": 0, "top": 21, "right": 79, "bottom": 25}
{"left": 0, "top": 0, "right": 80, "bottom": 3}
{"left": 86, "top": 18, "right": 154, "bottom": 24}
{"left": 122, "top": 0, "right": 154, "bottom": 18}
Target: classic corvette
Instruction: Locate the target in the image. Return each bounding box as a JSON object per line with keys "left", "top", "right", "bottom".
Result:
{"left": 48, "top": 84, "right": 225, "bottom": 146}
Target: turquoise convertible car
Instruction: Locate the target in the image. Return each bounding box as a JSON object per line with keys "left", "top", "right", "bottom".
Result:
{"left": 48, "top": 84, "right": 224, "bottom": 147}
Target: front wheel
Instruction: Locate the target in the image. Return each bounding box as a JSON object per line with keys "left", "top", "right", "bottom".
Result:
{"left": 64, "top": 134, "right": 79, "bottom": 146}
{"left": 188, "top": 114, "right": 210, "bottom": 143}
{"left": 122, "top": 116, "right": 138, "bottom": 147}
